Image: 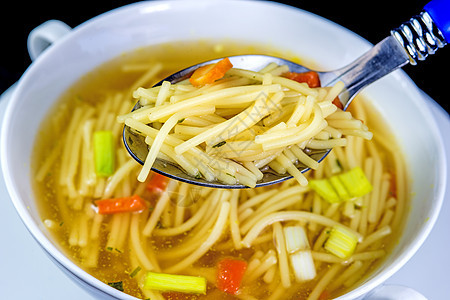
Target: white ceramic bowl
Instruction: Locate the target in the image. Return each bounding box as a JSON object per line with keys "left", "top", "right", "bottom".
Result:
{"left": 1, "top": 1, "right": 446, "bottom": 299}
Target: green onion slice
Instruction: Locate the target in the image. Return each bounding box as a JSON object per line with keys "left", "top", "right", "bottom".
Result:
{"left": 144, "top": 272, "right": 206, "bottom": 294}
{"left": 309, "top": 167, "right": 372, "bottom": 203}
{"left": 94, "top": 130, "right": 115, "bottom": 177}
{"left": 324, "top": 225, "right": 358, "bottom": 258}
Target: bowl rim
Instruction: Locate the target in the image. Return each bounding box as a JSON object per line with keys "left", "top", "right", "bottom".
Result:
{"left": 1, "top": 0, "right": 447, "bottom": 299}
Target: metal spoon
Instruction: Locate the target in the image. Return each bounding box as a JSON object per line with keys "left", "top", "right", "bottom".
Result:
{"left": 123, "top": 6, "right": 448, "bottom": 189}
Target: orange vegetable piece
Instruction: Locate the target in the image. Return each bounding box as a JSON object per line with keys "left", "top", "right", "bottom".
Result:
{"left": 95, "top": 195, "right": 147, "bottom": 215}
{"left": 284, "top": 71, "right": 344, "bottom": 109}
{"left": 189, "top": 57, "right": 233, "bottom": 87}
{"left": 283, "top": 71, "right": 321, "bottom": 88}
{"left": 389, "top": 170, "right": 397, "bottom": 198}
{"left": 332, "top": 96, "right": 344, "bottom": 109}
{"left": 217, "top": 258, "right": 248, "bottom": 295}
{"left": 147, "top": 172, "right": 169, "bottom": 193}
{"left": 319, "top": 290, "right": 330, "bottom": 300}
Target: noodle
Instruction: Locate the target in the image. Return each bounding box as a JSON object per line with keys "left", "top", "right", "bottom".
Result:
{"left": 273, "top": 222, "right": 291, "bottom": 288}
{"left": 103, "top": 159, "right": 139, "bottom": 198}
{"left": 239, "top": 189, "right": 279, "bottom": 213}
{"left": 36, "top": 141, "right": 62, "bottom": 182}
{"left": 230, "top": 189, "right": 243, "bottom": 249}
{"left": 240, "top": 186, "right": 308, "bottom": 234}
{"left": 79, "top": 119, "right": 95, "bottom": 195}
{"left": 241, "top": 194, "right": 306, "bottom": 234}
{"left": 328, "top": 260, "right": 363, "bottom": 291}
{"left": 138, "top": 106, "right": 215, "bottom": 182}
{"left": 368, "top": 142, "right": 383, "bottom": 224}
{"left": 241, "top": 211, "right": 362, "bottom": 248}
{"left": 244, "top": 250, "right": 278, "bottom": 282}
{"left": 164, "top": 201, "right": 231, "bottom": 273}
{"left": 90, "top": 213, "right": 103, "bottom": 241}
{"left": 130, "top": 213, "right": 160, "bottom": 271}
{"left": 152, "top": 196, "right": 210, "bottom": 236}
{"left": 143, "top": 187, "right": 173, "bottom": 236}
{"left": 307, "top": 264, "right": 343, "bottom": 300}
{"left": 356, "top": 226, "right": 392, "bottom": 252}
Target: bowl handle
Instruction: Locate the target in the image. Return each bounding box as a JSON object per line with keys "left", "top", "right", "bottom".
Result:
{"left": 363, "top": 284, "right": 428, "bottom": 300}
{"left": 27, "top": 20, "right": 72, "bottom": 61}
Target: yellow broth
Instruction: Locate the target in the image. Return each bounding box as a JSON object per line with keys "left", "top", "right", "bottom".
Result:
{"left": 32, "top": 40, "right": 408, "bottom": 299}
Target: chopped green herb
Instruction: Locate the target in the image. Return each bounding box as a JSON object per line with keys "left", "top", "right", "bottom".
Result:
{"left": 177, "top": 118, "right": 185, "bottom": 124}
{"left": 212, "top": 141, "right": 226, "bottom": 148}
{"left": 106, "top": 246, "right": 123, "bottom": 253}
{"left": 108, "top": 281, "right": 124, "bottom": 292}
{"left": 130, "top": 266, "right": 142, "bottom": 278}
{"left": 75, "top": 95, "right": 84, "bottom": 103}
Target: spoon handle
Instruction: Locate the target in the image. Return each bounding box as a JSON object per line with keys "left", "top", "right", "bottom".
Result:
{"left": 324, "top": 36, "right": 410, "bottom": 110}
{"left": 424, "top": 0, "right": 450, "bottom": 42}
{"left": 326, "top": 0, "right": 448, "bottom": 109}
{"left": 392, "top": 0, "right": 449, "bottom": 65}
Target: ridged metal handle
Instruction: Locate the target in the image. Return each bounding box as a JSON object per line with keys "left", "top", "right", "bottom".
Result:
{"left": 391, "top": 11, "right": 447, "bottom": 65}
{"left": 325, "top": 4, "right": 449, "bottom": 109}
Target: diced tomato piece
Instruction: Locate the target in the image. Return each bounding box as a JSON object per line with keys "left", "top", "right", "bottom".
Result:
{"left": 283, "top": 71, "right": 321, "bottom": 88}
{"left": 284, "top": 71, "right": 344, "bottom": 109}
{"left": 332, "top": 96, "right": 344, "bottom": 110}
{"left": 147, "top": 172, "right": 169, "bottom": 193}
{"left": 217, "top": 258, "right": 248, "bottom": 295}
{"left": 319, "top": 290, "right": 330, "bottom": 300}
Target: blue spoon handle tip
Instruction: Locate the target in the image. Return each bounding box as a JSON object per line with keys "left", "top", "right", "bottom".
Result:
{"left": 425, "top": 0, "right": 450, "bottom": 42}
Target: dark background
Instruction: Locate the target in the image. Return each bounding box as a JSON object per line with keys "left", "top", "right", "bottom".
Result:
{"left": 0, "top": 0, "right": 448, "bottom": 112}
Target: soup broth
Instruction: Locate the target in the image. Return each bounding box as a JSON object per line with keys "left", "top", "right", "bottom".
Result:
{"left": 32, "top": 41, "right": 408, "bottom": 299}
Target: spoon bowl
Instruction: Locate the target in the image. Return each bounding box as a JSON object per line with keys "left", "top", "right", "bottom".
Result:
{"left": 123, "top": 5, "right": 447, "bottom": 188}
{"left": 123, "top": 55, "right": 330, "bottom": 188}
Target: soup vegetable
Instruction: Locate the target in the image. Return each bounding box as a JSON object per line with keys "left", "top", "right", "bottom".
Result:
{"left": 33, "top": 41, "right": 408, "bottom": 300}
